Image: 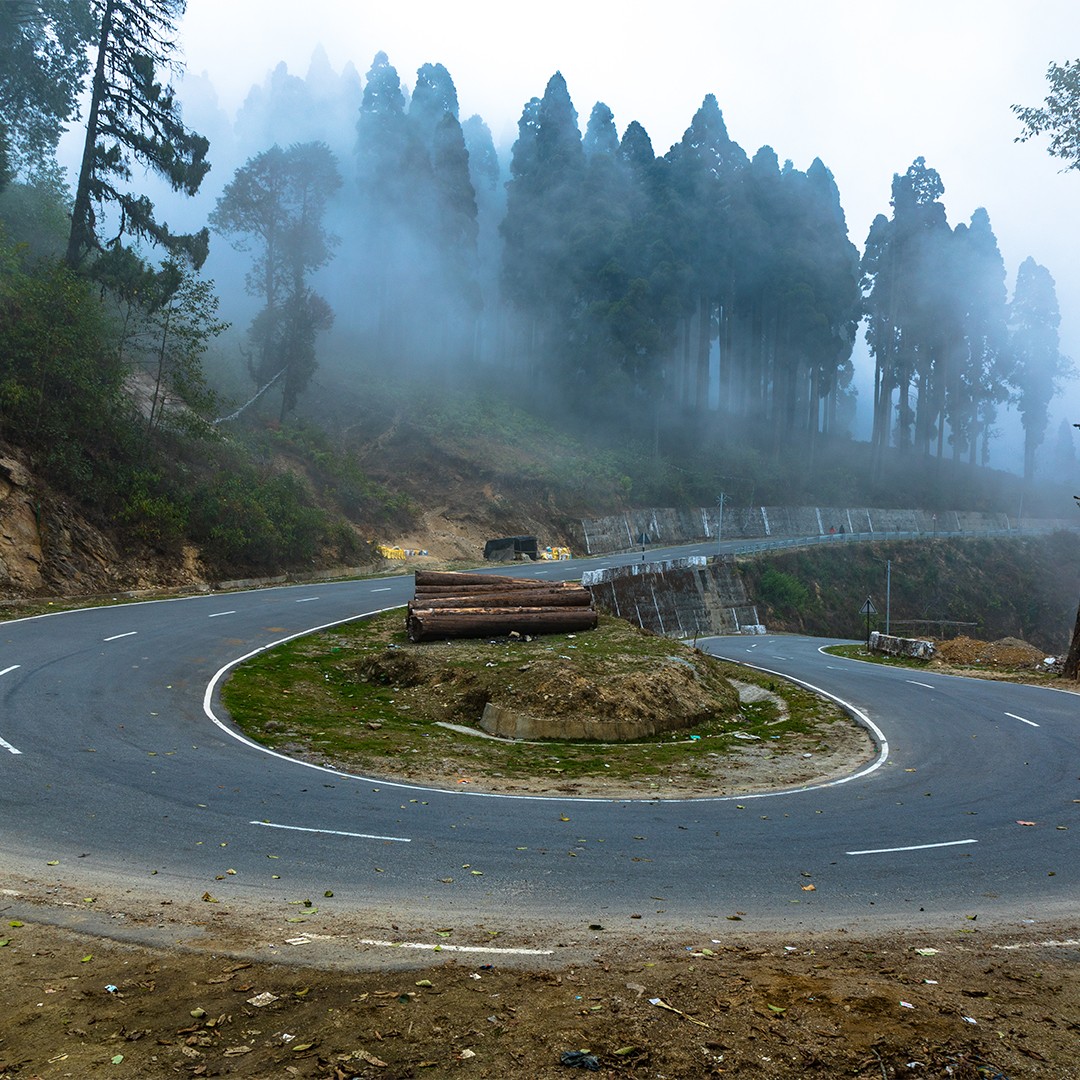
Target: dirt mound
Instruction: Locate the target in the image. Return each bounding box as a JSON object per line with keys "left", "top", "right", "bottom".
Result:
{"left": 356, "top": 634, "right": 739, "bottom": 737}
{"left": 933, "top": 635, "right": 1048, "bottom": 668}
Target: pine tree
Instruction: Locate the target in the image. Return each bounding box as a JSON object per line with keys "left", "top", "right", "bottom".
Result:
{"left": 1010, "top": 257, "right": 1069, "bottom": 481}
{"left": 66, "top": 0, "right": 210, "bottom": 270}
{"left": 0, "top": 0, "right": 95, "bottom": 187}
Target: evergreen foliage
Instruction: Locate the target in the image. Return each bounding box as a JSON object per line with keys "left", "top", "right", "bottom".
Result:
{"left": 0, "top": 0, "right": 95, "bottom": 188}
{"left": 210, "top": 142, "right": 341, "bottom": 419}
{"left": 65, "top": 0, "right": 210, "bottom": 269}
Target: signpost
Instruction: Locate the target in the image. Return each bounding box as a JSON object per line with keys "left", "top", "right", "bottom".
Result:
{"left": 638, "top": 532, "right": 650, "bottom": 562}
{"left": 860, "top": 596, "right": 878, "bottom": 647}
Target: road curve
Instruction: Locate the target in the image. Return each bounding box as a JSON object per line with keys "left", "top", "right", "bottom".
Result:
{"left": 2, "top": 553, "right": 1078, "bottom": 932}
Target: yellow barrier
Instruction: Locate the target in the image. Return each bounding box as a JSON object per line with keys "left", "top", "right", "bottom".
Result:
{"left": 540, "top": 546, "right": 572, "bottom": 560}
{"left": 377, "top": 545, "right": 429, "bottom": 560}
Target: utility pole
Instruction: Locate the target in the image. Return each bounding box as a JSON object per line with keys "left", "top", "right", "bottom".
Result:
{"left": 885, "top": 559, "right": 891, "bottom": 635}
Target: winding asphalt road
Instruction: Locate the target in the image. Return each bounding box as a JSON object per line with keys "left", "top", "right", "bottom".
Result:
{"left": 2, "top": 548, "right": 1078, "bottom": 931}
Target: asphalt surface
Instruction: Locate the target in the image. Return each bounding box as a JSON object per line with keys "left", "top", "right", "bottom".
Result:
{"left": 2, "top": 546, "right": 1078, "bottom": 931}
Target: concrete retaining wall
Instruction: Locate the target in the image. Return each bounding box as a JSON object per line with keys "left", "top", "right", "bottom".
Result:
{"left": 584, "top": 556, "right": 760, "bottom": 639}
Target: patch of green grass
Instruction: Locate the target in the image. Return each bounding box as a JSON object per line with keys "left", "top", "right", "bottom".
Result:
{"left": 223, "top": 610, "right": 850, "bottom": 791}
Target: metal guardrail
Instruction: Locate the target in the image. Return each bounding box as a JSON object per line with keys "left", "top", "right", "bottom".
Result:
{"left": 719, "top": 524, "right": 1079, "bottom": 558}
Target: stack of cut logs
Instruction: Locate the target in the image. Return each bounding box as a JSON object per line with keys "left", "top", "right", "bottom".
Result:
{"left": 407, "top": 569, "right": 598, "bottom": 642}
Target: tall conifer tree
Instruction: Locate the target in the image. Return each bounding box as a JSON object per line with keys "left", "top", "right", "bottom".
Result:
{"left": 65, "top": 0, "right": 210, "bottom": 270}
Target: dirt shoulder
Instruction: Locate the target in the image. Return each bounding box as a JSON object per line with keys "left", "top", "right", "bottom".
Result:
{"left": 2, "top": 886, "right": 1078, "bottom": 1079}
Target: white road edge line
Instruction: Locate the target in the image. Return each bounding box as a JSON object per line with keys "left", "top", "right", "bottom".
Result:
{"left": 103, "top": 631, "right": 137, "bottom": 641}
{"left": 208, "top": 611, "right": 236, "bottom": 618}
{"left": 847, "top": 839, "right": 977, "bottom": 856}
{"left": 1005, "top": 712, "right": 1040, "bottom": 728}
{"left": 358, "top": 939, "right": 554, "bottom": 956}
{"left": 250, "top": 821, "right": 410, "bottom": 843}
{"left": 295, "top": 597, "right": 319, "bottom": 603}
{"left": 0, "top": 665, "right": 21, "bottom": 754}
{"left": 906, "top": 680, "right": 934, "bottom": 689}
{"left": 993, "top": 938, "right": 1080, "bottom": 950}
{"left": 370, "top": 587, "right": 392, "bottom": 592}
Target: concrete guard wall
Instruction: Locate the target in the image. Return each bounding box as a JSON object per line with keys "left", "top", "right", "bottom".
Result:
{"left": 869, "top": 630, "right": 936, "bottom": 659}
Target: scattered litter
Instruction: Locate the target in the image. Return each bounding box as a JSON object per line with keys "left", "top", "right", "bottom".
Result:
{"left": 560, "top": 1050, "right": 600, "bottom": 1070}
{"left": 1016, "top": 821, "right": 1037, "bottom": 827}
{"left": 900, "top": 1000, "right": 915, "bottom": 1009}
{"left": 915, "top": 948, "right": 939, "bottom": 956}
{"left": 285, "top": 937, "right": 311, "bottom": 946}
{"left": 650, "top": 997, "right": 710, "bottom": 1028}
{"left": 247, "top": 991, "right": 279, "bottom": 1008}
{"left": 105, "top": 984, "right": 118, "bottom": 993}
{"left": 962, "top": 1015, "right": 978, "bottom": 1025}
{"left": 458, "top": 1048, "right": 477, "bottom": 1060}
{"left": 732, "top": 732, "right": 761, "bottom": 741}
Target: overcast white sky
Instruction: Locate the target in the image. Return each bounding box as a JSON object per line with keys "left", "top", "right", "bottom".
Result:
{"left": 174, "top": 0, "right": 1080, "bottom": 447}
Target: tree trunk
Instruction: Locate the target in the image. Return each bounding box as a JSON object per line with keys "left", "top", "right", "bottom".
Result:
{"left": 412, "top": 589, "right": 593, "bottom": 609}
{"left": 1063, "top": 597, "right": 1080, "bottom": 679}
{"left": 407, "top": 606, "right": 598, "bottom": 642}
{"left": 66, "top": 0, "right": 113, "bottom": 268}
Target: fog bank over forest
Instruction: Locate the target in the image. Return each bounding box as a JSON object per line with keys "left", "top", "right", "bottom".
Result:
{"left": 65, "top": 43, "right": 1079, "bottom": 488}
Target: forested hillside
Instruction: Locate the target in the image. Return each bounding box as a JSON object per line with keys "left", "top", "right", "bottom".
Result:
{"left": 0, "top": 1, "right": 1077, "bottom": 600}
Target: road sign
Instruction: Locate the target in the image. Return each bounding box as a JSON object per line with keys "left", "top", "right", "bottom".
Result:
{"left": 860, "top": 597, "right": 878, "bottom": 615}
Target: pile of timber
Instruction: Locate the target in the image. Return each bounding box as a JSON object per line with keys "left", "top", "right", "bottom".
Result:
{"left": 407, "top": 569, "right": 598, "bottom": 642}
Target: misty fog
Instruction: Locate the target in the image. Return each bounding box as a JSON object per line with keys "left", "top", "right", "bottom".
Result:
{"left": 55, "top": 44, "right": 1079, "bottom": 497}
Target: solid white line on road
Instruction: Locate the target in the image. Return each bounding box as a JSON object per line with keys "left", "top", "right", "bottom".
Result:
{"left": 906, "top": 680, "right": 935, "bottom": 689}
{"left": 208, "top": 610, "right": 236, "bottom": 618}
{"left": 358, "top": 938, "right": 554, "bottom": 956}
{"left": 1005, "top": 712, "right": 1040, "bottom": 728}
{"left": 847, "top": 839, "right": 977, "bottom": 856}
{"left": 295, "top": 596, "right": 319, "bottom": 603}
{"left": 370, "top": 587, "right": 392, "bottom": 592}
{"left": 250, "top": 820, "right": 411, "bottom": 843}
{"left": 993, "top": 938, "right": 1080, "bottom": 951}
{"left": 0, "top": 666, "right": 22, "bottom": 753}
{"left": 103, "top": 631, "right": 138, "bottom": 641}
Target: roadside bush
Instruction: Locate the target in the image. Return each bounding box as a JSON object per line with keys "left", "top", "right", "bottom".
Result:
{"left": 757, "top": 567, "right": 811, "bottom": 614}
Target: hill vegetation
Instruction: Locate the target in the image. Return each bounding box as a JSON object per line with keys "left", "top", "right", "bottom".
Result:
{"left": 0, "top": 3, "right": 1077, "bottom": 664}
